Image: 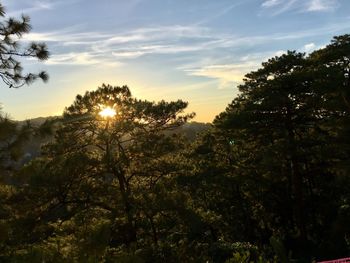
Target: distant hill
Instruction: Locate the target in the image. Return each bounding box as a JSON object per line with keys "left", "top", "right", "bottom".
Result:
{"left": 174, "top": 121, "right": 211, "bottom": 140}
{"left": 17, "top": 116, "right": 60, "bottom": 127}
{"left": 14, "top": 117, "right": 211, "bottom": 165}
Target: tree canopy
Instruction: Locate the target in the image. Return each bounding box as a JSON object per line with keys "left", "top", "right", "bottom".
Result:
{"left": 211, "top": 35, "right": 350, "bottom": 260}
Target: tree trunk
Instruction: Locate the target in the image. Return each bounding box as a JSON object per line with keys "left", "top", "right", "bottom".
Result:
{"left": 286, "top": 106, "right": 307, "bottom": 243}
{"left": 116, "top": 167, "right": 137, "bottom": 246}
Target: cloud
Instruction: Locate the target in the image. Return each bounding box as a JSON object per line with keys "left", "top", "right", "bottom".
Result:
{"left": 181, "top": 50, "right": 290, "bottom": 89}
{"left": 20, "top": 18, "right": 350, "bottom": 68}
{"left": 262, "top": 0, "right": 282, "bottom": 7}
{"left": 303, "top": 42, "right": 316, "bottom": 52}
{"left": 24, "top": 31, "right": 112, "bottom": 44}
{"left": 261, "top": 0, "right": 297, "bottom": 15}
{"left": 6, "top": 0, "right": 81, "bottom": 16}
{"left": 45, "top": 52, "right": 121, "bottom": 67}
{"left": 195, "top": 1, "right": 247, "bottom": 25}
{"left": 32, "top": 1, "right": 53, "bottom": 10}
{"left": 184, "top": 62, "right": 259, "bottom": 89}
{"left": 23, "top": 25, "right": 218, "bottom": 65}
{"left": 307, "top": 0, "right": 339, "bottom": 11}
{"left": 186, "top": 65, "right": 244, "bottom": 89}
{"left": 45, "top": 52, "right": 97, "bottom": 65}
{"left": 261, "top": 0, "right": 339, "bottom": 14}
{"left": 110, "top": 40, "right": 228, "bottom": 59}
{"left": 101, "top": 26, "right": 210, "bottom": 47}
{"left": 7, "top": 2, "right": 52, "bottom": 16}
{"left": 302, "top": 42, "right": 327, "bottom": 53}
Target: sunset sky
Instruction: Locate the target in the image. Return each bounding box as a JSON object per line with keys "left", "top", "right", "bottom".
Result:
{"left": 0, "top": 0, "right": 349, "bottom": 122}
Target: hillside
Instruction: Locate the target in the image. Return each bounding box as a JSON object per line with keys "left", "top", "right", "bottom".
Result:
{"left": 17, "top": 118, "right": 211, "bottom": 165}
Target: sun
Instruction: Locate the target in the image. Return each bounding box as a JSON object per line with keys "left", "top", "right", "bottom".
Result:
{"left": 99, "top": 106, "right": 116, "bottom": 118}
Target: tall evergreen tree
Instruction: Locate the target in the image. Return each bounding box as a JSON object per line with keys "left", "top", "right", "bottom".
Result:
{"left": 5, "top": 84, "right": 195, "bottom": 261}
{"left": 209, "top": 36, "right": 350, "bottom": 260}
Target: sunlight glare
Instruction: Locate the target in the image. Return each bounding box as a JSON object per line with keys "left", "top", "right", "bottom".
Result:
{"left": 99, "top": 106, "right": 116, "bottom": 118}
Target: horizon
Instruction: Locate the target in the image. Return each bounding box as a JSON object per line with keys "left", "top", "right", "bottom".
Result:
{"left": 0, "top": 0, "right": 350, "bottom": 122}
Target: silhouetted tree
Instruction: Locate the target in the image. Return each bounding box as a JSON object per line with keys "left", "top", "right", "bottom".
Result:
{"left": 4, "top": 84, "right": 195, "bottom": 261}
{"left": 206, "top": 36, "right": 350, "bottom": 260}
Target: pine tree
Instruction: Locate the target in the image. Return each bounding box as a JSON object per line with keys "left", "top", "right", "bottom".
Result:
{"left": 0, "top": 2, "right": 49, "bottom": 88}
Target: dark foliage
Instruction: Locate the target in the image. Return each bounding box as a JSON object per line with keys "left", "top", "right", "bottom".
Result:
{"left": 0, "top": 33, "right": 350, "bottom": 262}
{"left": 0, "top": 2, "right": 49, "bottom": 88}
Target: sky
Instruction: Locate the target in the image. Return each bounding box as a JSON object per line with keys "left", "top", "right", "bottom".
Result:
{"left": 0, "top": 0, "right": 349, "bottom": 122}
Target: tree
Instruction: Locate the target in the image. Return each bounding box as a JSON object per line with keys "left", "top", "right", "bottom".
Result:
{"left": 206, "top": 36, "right": 350, "bottom": 260}
{"left": 0, "top": 113, "right": 31, "bottom": 172}
{"left": 0, "top": 0, "right": 50, "bottom": 177}
{"left": 54, "top": 84, "right": 193, "bottom": 241}
{"left": 0, "top": 3, "right": 50, "bottom": 257}
{"left": 5, "top": 84, "right": 195, "bottom": 261}
{"left": 0, "top": 2, "right": 49, "bottom": 88}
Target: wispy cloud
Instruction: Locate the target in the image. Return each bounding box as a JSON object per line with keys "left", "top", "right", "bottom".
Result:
{"left": 261, "top": 0, "right": 339, "bottom": 15}
{"left": 262, "top": 0, "right": 282, "bottom": 8}
{"left": 23, "top": 25, "right": 217, "bottom": 66}
{"left": 45, "top": 52, "right": 120, "bottom": 67}
{"left": 24, "top": 30, "right": 112, "bottom": 43}
{"left": 182, "top": 50, "right": 286, "bottom": 89}
{"left": 111, "top": 44, "right": 203, "bottom": 58}
{"left": 195, "top": 1, "right": 247, "bottom": 25}
{"left": 6, "top": 0, "right": 81, "bottom": 16}
{"left": 307, "top": 0, "right": 338, "bottom": 11}
{"left": 184, "top": 64, "right": 252, "bottom": 89}
{"left": 20, "top": 17, "right": 350, "bottom": 69}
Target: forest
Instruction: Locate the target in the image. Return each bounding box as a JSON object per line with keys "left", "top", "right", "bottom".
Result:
{"left": 0, "top": 2, "right": 350, "bottom": 262}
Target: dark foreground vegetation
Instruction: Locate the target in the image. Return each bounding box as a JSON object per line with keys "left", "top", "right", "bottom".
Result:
{"left": 0, "top": 2, "right": 350, "bottom": 262}
{"left": 0, "top": 35, "right": 349, "bottom": 262}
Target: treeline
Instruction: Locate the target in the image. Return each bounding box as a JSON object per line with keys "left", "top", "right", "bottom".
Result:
{"left": 0, "top": 35, "right": 350, "bottom": 262}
